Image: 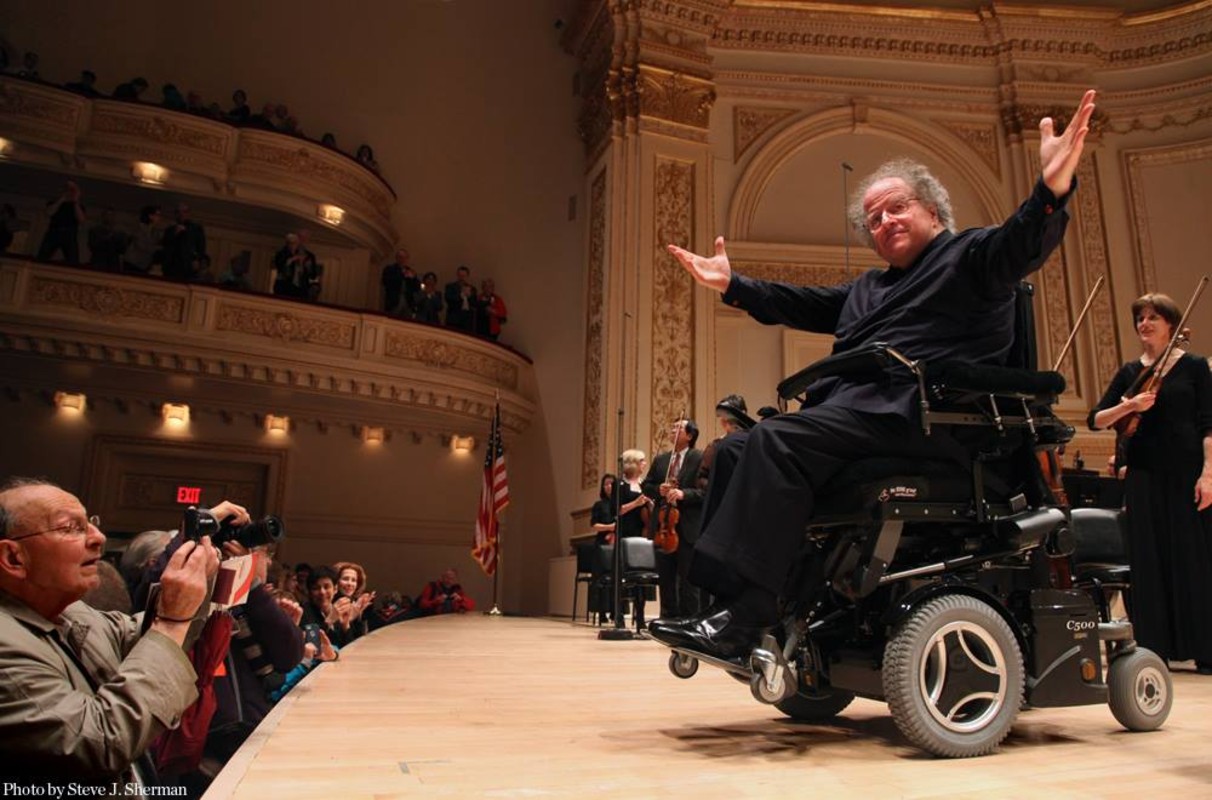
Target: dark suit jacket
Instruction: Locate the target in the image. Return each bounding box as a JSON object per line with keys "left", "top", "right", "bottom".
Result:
{"left": 642, "top": 447, "right": 705, "bottom": 543}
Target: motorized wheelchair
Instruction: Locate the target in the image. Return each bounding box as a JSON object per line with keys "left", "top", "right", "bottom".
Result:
{"left": 659, "top": 284, "right": 1172, "bottom": 757}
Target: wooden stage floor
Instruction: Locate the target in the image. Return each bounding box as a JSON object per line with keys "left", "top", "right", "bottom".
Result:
{"left": 205, "top": 615, "right": 1212, "bottom": 799}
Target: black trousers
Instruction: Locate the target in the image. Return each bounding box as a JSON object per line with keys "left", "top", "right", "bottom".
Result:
{"left": 689, "top": 405, "right": 936, "bottom": 598}
{"left": 657, "top": 538, "right": 706, "bottom": 618}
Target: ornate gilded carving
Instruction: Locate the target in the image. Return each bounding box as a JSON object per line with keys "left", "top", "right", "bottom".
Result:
{"left": 0, "top": 79, "right": 81, "bottom": 127}
{"left": 90, "top": 108, "right": 227, "bottom": 155}
{"left": 637, "top": 68, "right": 715, "bottom": 129}
{"left": 1073, "top": 155, "right": 1121, "bottom": 393}
{"left": 239, "top": 139, "right": 393, "bottom": 217}
{"left": 29, "top": 277, "right": 185, "bottom": 323}
{"left": 650, "top": 158, "right": 695, "bottom": 456}
{"left": 935, "top": 120, "right": 1000, "bottom": 177}
{"left": 731, "top": 261, "right": 851, "bottom": 288}
{"left": 216, "top": 303, "right": 356, "bottom": 350}
{"left": 383, "top": 332, "right": 519, "bottom": 390}
{"left": 734, "top": 105, "right": 797, "bottom": 161}
{"left": 582, "top": 170, "right": 608, "bottom": 490}
{"left": 1001, "top": 103, "right": 1109, "bottom": 141}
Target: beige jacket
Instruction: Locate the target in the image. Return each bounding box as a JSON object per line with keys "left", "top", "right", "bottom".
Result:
{"left": 0, "top": 591, "right": 198, "bottom": 781}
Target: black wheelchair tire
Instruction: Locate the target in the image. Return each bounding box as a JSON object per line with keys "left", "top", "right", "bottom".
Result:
{"left": 883, "top": 593, "right": 1024, "bottom": 758}
{"left": 775, "top": 688, "right": 855, "bottom": 722}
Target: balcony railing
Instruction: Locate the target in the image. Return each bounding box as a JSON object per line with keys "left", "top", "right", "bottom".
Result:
{"left": 0, "top": 257, "right": 534, "bottom": 433}
{"left": 0, "top": 76, "right": 398, "bottom": 257}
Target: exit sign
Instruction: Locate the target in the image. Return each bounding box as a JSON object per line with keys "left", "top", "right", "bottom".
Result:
{"left": 176, "top": 486, "right": 202, "bottom": 504}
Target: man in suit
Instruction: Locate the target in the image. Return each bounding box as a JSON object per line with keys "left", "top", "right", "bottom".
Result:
{"left": 650, "top": 89, "right": 1096, "bottom": 663}
{"left": 642, "top": 419, "right": 704, "bottom": 618}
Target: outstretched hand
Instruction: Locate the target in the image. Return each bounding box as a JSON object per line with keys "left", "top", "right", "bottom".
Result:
{"left": 667, "top": 236, "right": 732, "bottom": 294}
{"left": 1040, "top": 89, "right": 1096, "bottom": 198}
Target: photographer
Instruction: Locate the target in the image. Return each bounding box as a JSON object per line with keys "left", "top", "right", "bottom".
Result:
{"left": 0, "top": 477, "right": 221, "bottom": 785}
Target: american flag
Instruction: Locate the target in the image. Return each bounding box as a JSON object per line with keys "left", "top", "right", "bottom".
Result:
{"left": 472, "top": 402, "right": 509, "bottom": 576}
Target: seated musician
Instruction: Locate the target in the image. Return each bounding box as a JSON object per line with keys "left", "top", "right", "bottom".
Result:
{"left": 648, "top": 89, "right": 1097, "bottom": 663}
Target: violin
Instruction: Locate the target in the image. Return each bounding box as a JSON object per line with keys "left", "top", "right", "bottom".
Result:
{"left": 652, "top": 419, "right": 684, "bottom": 556}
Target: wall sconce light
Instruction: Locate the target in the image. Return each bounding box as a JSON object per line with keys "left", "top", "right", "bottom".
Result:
{"left": 131, "top": 161, "right": 168, "bottom": 185}
{"left": 264, "top": 414, "right": 290, "bottom": 435}
{"left": 0, "top": 137, "right": 13, "bottom": 158}
{"left": 161, "top": 402, "right": 190, "bottom": 427}
{"left": 317, "top": 203, "right": 345, "bottom": 226}
{"left": 54, "top": 391, "right": 87, "bottom": 414}
{"left": 450, "top": 435, "right": 475, "bottom": 454}
{"left": 361, "top": 425, "right": 385, "bottom": 445}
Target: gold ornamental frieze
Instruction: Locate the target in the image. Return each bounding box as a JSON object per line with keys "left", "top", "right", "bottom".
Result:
{"left": 215, "top": 303, "right": 357, "bottom": 350}
{"left": 383, "top": 332, "right": 519, "bottom": 391}
{"left": 581, "top": 169, "right": 608, "bottom": 490}
{"left": 28, "top": 276, "right": 186, "bottom": 323}
{"left": 637, "top": 67, "right": 716, "bottom": 129}
{"left": 89, "top": 105, "right": 229, "bottom": 156}
{"left": 0, "top": 77, "right": 83, "bottom": 147}
{"left": 237, "top": 137, "right": 393, "bottom": 218}
{"left": 733, "top": 105, "right": 798, "bottom": 161}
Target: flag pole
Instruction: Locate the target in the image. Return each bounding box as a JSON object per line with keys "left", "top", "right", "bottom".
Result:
{"left": 486, "top": 524, "right": 502, "bottom": 616}
{"left": 486, "top": 389, "right": 504, "bottom": 616}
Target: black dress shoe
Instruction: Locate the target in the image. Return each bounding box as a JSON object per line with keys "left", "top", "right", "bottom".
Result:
{"left": 647, "top": 605, "right": 768, "bottom": 661}
{"left": 1196, "top": 662, "right": 1212, "bottom": 676}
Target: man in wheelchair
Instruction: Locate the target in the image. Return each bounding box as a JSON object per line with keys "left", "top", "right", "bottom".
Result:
{"left": 653, "top": 89, "right": 1098, "bottom": 663}
{"left": 651, "top": 89, "right": 1171, "bottom": 757}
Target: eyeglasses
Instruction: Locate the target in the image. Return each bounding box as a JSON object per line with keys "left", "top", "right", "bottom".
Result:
{"left": 7, "top": 515, "right": 101, "bottom": 542}
{"left": 864, "top": 196, "right": 920, "bottom": 233}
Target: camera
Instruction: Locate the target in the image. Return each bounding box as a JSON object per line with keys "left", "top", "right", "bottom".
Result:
{"left": 182, "top": 506, "right": 285, "bottom": 548}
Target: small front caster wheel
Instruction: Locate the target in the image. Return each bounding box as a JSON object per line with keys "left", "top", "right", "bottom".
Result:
{"left": 669, "top": 651, "right": 699, "bottom": 679}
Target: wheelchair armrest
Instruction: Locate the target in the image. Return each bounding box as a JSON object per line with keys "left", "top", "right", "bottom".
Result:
{"left": 777, "top": 342, "right": 910, "bottom": 401}
{"left": 925, "top": 361, "right": 1066, "bottom": 402}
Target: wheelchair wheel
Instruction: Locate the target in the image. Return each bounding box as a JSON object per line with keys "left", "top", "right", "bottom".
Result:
{"left": 883, "top": 594, "right": 1024, "bottom": 758}
{"left": 668, "top": 652, "right": 699, "bottom": 679}
{"left": 1107, "top": 648, "right": 1171, "bottom": 731}
{"left": 775, "top": 688, "right": 855, "bottom": 722}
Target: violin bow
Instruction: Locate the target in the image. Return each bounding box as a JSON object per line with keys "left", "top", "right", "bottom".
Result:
{"left": 1052, "top": 275, "right": 1104, "bottom": 373}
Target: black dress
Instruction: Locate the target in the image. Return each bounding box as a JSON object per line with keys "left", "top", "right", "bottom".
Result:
{"left": 616, "top": 481, "right": 647, "bottom": 539}
{"left": 1090, "top": 352, "right": 1212, "bottom": 664}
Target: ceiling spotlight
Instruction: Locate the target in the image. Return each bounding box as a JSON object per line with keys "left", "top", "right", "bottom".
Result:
{"left": 161, "top": 402, "right": 190, "bottom": 427}
{"left": 131, "top": 161, "right": 168, "bottom": 185}
{"left": 361, "top": 425, "right": 385, "bottom": 445}
{"left": 265, "top": 414, "right": 290, "bottom": 435}
{"left": 450, "top": 435, "right": 475, "bottom": 454}
{"left": 317, "top": 203, "right": 345, "bottom": 226}
{"left": 54, "top": 391, "right": 87, "bottom": 414}
{"left": 0, "top": 137, "right": 13, "bottom": 158}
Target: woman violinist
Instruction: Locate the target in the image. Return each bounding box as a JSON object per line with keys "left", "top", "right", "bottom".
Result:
{"left": 1088, "top": 292, "right": 1212, "bottom": 674}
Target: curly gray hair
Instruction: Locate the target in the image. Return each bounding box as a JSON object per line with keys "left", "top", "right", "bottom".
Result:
{"left": 847, "top": 159, "right": 956, "bottom": 248}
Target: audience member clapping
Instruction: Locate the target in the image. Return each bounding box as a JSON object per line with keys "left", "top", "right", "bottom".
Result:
{"left": 36, "top": 180, "right": 86, "bottom": 264}
{"left": 417, "top": 568, "right": 475, "bottom": 615}
{"left": 300, "top": 565, "right": 360, "bottom": 647}
{"left": 355, "top": 144, "right": 379, "bottom": 173}
{"left": 87, "top": 208, "right": 129, "bottom": 271}
{"left": 123, "top": 204, "right": 163, "bottom": 274}
{"left": 334, "top": 560, "right": 374, "bottom": 636}
{"left": 161, "top": 83, "right": 186, "bottom": 111}
{"left": 64, "top": 69, "right": 101, "bottom": 98}
{"left": 444, "top": 265, "right": 477, "bottom": 333}
{"left": 161, "top": 202, "right": 208, "bottom": 281}
{"left": 0, "top": 477, "right": 220, "bottom": 785}
{"left": 418, "top": 271, "right": 443, "bottom": 324}
{"left": 475, "top": 278, "right": 507, "bottom": 341}
{"left": 228, "top": 89, "right": 251, "bottom": 123}
{"left": 368, "top": 591, "right": 414, "bottom": 630}
{"left": 220, "top": 250, "right": 253, "bottom": 291}
{"left": 112, "top": 76, "right": 149, "bottom": 100}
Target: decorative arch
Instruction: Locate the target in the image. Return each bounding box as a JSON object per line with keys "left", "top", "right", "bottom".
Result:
{"left": 727, "top": 105, "right": 1010, "bottom": 242}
